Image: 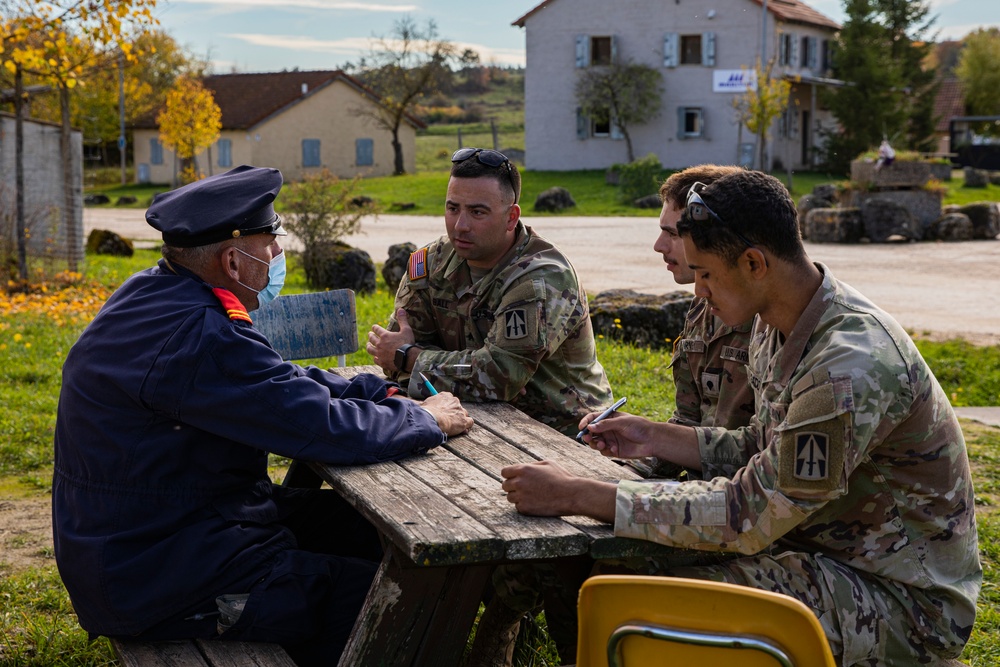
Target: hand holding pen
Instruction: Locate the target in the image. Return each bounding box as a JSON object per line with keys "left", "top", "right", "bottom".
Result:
{"left": 419, "top": 372, "right": 439, "bottom": 395}
{"left": 576, "top": 396, "right": 627, "bottom": 441}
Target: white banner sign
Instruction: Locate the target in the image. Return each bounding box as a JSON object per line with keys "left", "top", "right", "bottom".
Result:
{"left": 713, "top": 69, "right": 757, "bottom": 93}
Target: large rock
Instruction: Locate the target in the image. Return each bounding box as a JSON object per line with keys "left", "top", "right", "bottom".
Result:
{"left": 633, "top": 194, "right": 661, "bottom": 209}
{"left": 859, "top": 197, "right": 919, "bottom": 242}
{"left": 796, "top": 193, "right": 834, "bottom": 240}
{"left": 839, "top": 189, "right": 942, "bottom": 236}
{"left": 533, "top": 187, "right": 576, "bottom": 213}
{"left": 850, "top": 159, "right": 931, "bottom": 188}
{"left": 956, "top": 202, "right": 1000, "bottom": 239}
{"left": 964, "top": 167, "right": 989, "bottom": 188}
{"left": 85, "top": 229, "right": 134, "bottom": 256}
{"left": 803, "top": 208, "right": 863, "bottom": 244}
{"left": 589, "top": 289, "right": 692, "bottom": 350}
{"left": 301, "top": 242, "right": 377, "bottom": 293}
{"left": 382, "top": 242, "right": 417, "bottom": 290}
{"left": 926, "top": 213, "right": 974, "bottom": 242}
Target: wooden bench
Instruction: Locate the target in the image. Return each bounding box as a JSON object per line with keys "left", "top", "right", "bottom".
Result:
{"left": 111, "top": 637, "right": 296, "bottom": 666}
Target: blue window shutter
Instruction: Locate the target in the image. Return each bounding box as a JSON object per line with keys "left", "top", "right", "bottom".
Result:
{"left": 150, "top": 138, "right": 163, "bottom": 165}
{"left": 302, "top": 139, "right": 320, "bottom": 167}
{"left": 703, "top": 32, "right": 716, "bottom": 67}
{"left": 790, "top": 33, "right": 800, "bottom": 68}
{"left": 576, "top": 108, "right": 588, "bottom": 140}
{"left": 576, "top": 35, "right": 589, "bottom": 68}
{"left": 356, "top": 138, "right": 374, "bottom": 166}
{"left": 663, "top": 33, "right": 678, "bottom": 68}
{"left": 611, "top": 116, "right": 624, "bottom": 140}
{"left": 610, "top": 35, "right": 619, "bottom": 65}
{"left": 808, "top": 37, "right": 818, "bottom": 70}
{"left": 218, "top": 139, "right": 232, "bottom": 167}
{"left": 677, "top": 107, "right": 686, "bottom": 140}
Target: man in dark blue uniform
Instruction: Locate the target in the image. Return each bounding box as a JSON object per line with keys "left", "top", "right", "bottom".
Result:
{"left": 52, "top": 165, "right": 472, "bottom": 666}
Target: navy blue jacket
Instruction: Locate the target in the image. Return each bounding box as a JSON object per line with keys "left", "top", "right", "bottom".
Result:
{"left": 52, "top": 260, "right": 443, "bottom": 636}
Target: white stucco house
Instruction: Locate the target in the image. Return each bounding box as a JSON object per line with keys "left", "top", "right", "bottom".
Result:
{"left": 513, "top": 0, "right": 841, "bottom": 171}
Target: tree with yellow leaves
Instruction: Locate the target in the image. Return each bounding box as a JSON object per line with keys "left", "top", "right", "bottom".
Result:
{"left": 156, "top": 75, "right": 222, "bottom": 185}
{"left": 732, "top": 58, "right": 791, "bottom": 171}
{"left": 1, "top": 0, "right": 158, "bottom": 279}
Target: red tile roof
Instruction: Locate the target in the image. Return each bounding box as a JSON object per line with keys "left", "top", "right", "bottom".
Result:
{"left": 934, "top": 77, "right": 967, "bottom": 133}
{"left": 133, "top": 70, "right": 425, "bottom": 130}
{"left": 514, "top": 0, "right": 839, "bottom": 30}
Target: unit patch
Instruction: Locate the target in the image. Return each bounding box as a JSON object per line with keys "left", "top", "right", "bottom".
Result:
{"left": 720, "top": 345, "right": 749, "bottom": 364}
{"left": 504, "top": 309, "right": 528, "bottom": 339}
{"left": 681, "top": 339, "right": 706, "bottom": 354}
{"left": 701, "top": 370, "right": 722, "bottom": 397}
{"left": 408, "top": 248, "right": 428, "bottom": 280}
{"left": 794, "top": 432, "right": 829, "bottom": 481}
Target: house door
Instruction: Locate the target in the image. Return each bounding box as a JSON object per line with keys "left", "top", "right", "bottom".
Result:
{"left": 801, "top": 110, "right": 811, "bottom": 167}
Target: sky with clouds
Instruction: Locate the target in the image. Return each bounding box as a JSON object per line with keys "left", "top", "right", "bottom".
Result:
{"left": 151, "top": 0, "right": 999, "bottom": 74}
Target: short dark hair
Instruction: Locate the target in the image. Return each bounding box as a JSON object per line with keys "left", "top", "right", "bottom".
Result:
{"left": 451, "top": 153, "right": 522, "bottom": 205}
{"left": 676, "top": 170, "right": 804, "bottom": 265}
{"left": 659, "top": 164, "right": 745, "bottom": 209}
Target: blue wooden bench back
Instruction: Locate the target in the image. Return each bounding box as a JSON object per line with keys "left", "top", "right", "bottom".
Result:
{"left": 251, "top": 290, "right": 358, "bottom": 366}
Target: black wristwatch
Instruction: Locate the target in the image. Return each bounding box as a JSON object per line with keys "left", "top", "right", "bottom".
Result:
{"left": 394, "top": 344, "right": 419, "bottom": 372}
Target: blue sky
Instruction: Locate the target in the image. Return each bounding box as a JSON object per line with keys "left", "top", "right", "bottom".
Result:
{"left": 152, "top": 0, "right": 1000, "bottom": 74}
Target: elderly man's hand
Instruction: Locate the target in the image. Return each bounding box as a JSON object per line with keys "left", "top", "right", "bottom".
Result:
{"left": 421, "top": 392, "right": 473, "bottom": 436}
{"left": 367, "top": 308, "right": 414, "bottom": 374}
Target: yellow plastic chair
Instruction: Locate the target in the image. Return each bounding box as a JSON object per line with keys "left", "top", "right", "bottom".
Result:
{"left": 576, "top": 575, "right": 837, "bottom": 667}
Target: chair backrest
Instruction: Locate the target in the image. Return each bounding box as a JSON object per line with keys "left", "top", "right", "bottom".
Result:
{"left": 251, "top": 289, "right": 358, "bottom": 366}
{"left": 576, "top": 575, "right": 837, "bottom": 667}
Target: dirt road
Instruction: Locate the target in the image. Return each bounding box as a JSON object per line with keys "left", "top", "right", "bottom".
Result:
{"left": 85, "top": 209, "right": 1000, "bottom": 346}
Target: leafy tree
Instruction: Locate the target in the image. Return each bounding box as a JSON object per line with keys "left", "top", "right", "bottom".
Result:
{"left": 956, "top": 28, "right": 1000, "bottom": 136}
{"left": 820, "top": 0, "right": 938, "bottom": 173}
{"left": 347, "top": 17, "right": 454, "bottom": 175}
{"left": 732, "top": 58, "right": 791, "bottom": 171}
{"left": 156, "top": 76, "right": 221, "bottom": 184}
{"left": 575, "top": 60, "right": 663, "bottom": 163}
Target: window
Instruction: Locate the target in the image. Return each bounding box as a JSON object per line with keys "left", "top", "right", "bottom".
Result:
{"left": 217, "top": 139, "right": 232, "bottom": 167}
{"left": 801, "top": 36, "right": 811, "bottom": 68}
{"left": 822, "top": 39, "right": 833, "bottom": 72}
{"left": 680, "top": 35, "right": 702, "bottom": 65}
{"left": 592, "top": 118, "right": 611, "bottom": 137}
{"left": 576, "top": 35, "right": 617, "bottom": 67}
{"left": 302, "top": 139, "right": 321, "bottom": 167}
{"left": 150, "top": 138, "right": 163, "bottom": 165}
{"left": 779, "top": 33, "right": 794, "bottom": 66}
{"left": 677, "top": 107, "right": 705, "bottom": 139}
{"left": 356, "top": 138, "right": 373, "bottom": 166}
{"left": 664, "top": 32, "right": 714, "bottom": 67}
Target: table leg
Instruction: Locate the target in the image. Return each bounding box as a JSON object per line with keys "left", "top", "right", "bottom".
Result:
{"left": 339, "top": 544, "right": 492, "bottom": 667}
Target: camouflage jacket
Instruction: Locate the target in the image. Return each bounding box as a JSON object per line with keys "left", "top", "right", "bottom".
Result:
{"left": 615, "top": 264, "right": 981, "bottom": 654}
{"left": 669, "top": 297, "right": 755, "bottom": 431}
{"left": 388, "top": 222, "right": 613, "bottom": 436}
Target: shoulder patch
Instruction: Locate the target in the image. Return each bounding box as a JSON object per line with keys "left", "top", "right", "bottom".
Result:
{"left": 408, "top": 247, "right": 428, "bottom": 281}
{"left": 681, "top": 339, "right": 706, "bottom": 354}
{"left": 211, "top": 287, "right": 252, "bottom": 323}
{"left": 504, "top": 309, "right": 528, "bottom": 339}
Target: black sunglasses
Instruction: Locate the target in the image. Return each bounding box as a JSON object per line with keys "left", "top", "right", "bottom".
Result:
{"left": 452, "top": 148, "right": 517, "bottom": 200}
{"left": 686, "top": 181, "right": 756, "bottom": 250}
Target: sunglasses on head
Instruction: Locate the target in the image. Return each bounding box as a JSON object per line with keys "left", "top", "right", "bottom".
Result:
{"left": 452, "top": 148, "right": 517, "bottom": 200}
{"left": 685, "top": 181, "right": 756, "bottom": 250}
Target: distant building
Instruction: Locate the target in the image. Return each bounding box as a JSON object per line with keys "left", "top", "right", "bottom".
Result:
{"left": 132, "top": 70, "right": 425, "bottom": 185}
{"left": 0, "top": 112, "right": 83, "bottom": 265}
{"left": 513, "top": 0, "right": 842, "bottom": 171}
{"left": 932, "top": 77, "right": 966, "bottom": 155}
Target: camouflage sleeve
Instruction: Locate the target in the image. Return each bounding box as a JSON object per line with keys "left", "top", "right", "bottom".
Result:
{"left": 613, "top": 343, "right": 913, "bottom": 554}
{"left": 410, "top": 268, "right": 583, "bottom": 402}
{"left": 386, "top": 270, "right": 444, "bottom": 387}
{"left": 669, "top": 335, "right": 703, "bottom": 427}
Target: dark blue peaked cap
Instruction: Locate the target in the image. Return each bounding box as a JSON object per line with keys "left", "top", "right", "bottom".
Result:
{"left": 146, "top": 165, "right": 287, "bottom": 248}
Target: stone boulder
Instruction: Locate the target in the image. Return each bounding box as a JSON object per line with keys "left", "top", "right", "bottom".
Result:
{"left": 301, "top": 242, "right": 377, "bottom": 293}
{"left": 964, "top": 167, "right": 989, "bottom": 188}
{"left": 84, "top": 193, "right": 110, "bottom": 205}
{"left": 382, "top": 242, "right": 417, "bottom": 290}
{"left": 859, "top": 197, "right": 919, "bottom": 242}
{"left": 533, "top": 187, "right": 576, "bottom": 213}
{"left": 796, "top": 193, "right": 834, "bottom": 240}
{"left": 115, "top": 195, "right": 138, "bottom": 206}
{"left": 812, "top": 184, "right": 838, "bottom": 202}
{"left": 956, "top": 202, "right": 1000, "bottom": 239}
{"left": 803, "top": 208, "right": 863, "bottom": 244}
{"left": 926, "top": 213, "right": 974, "bottom": 242}
{"left": 589, "top": 289, "right": 692, "bottom": 350}
{"left": 633, "top": 194, "right": 661, "bottom": 209}
{"left": 85, "top": 229, "right": 134, "bottom": 257}
{"left": 850, "top": 159, "right": 931, "bottom": 188}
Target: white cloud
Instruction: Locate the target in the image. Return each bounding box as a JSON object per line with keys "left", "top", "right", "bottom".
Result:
{"left": 936, "top": 22, "right": 1000, "bottom": 40}
{"left": 174, "top": 0, "right": 417, "bottom": 10}
{"left": 225, "top": 33, "right": 525, "bottom": 67}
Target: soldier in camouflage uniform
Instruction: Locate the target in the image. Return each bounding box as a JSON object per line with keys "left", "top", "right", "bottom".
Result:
{"left": 501, "top": 170, "right": 981, "bottom": 666}
{"left": 366, "top": 148, "right": 612, "bottom": 438}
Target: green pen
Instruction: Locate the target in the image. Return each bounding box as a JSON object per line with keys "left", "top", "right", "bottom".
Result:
{"left": 418, "top": 372, "right": 439, "bottom": 395}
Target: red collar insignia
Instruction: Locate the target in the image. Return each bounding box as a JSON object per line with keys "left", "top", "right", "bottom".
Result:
{"left": 212, "top": 287, "right": 253, "bottom": 323}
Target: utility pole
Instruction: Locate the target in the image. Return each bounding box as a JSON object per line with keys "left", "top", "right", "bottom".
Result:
{"left": 119, "top": 51, "right": 126, "bottom": 185}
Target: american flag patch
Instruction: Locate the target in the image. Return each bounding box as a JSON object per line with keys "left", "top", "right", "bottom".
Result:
{"left": 408, "top": 248, "right": 428, "bottom": 280}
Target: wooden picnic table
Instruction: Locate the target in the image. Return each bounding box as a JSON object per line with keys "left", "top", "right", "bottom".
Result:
{"left": 311, "top": 366, "right": 666, "bottom": 667}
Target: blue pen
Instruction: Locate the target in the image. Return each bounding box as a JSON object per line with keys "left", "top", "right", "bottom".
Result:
{"left": 418, "top": 372, "right": 439, "bottom": 395}
{"left": 576, "top": 396, "right": 627, "bottom": 441}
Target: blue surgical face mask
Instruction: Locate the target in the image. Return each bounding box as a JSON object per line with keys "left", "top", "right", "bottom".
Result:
{"left": 236, "top": 248, "right": 286, "bottom": 308}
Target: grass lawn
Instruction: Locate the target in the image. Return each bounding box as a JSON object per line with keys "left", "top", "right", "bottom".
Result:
{"left": 2, "top": 251, "right": 998, "bottom": 665}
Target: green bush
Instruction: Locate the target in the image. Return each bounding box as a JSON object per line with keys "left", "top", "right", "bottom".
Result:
{"left": 615, "top": 154, "right": 663, "bottom": 204}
